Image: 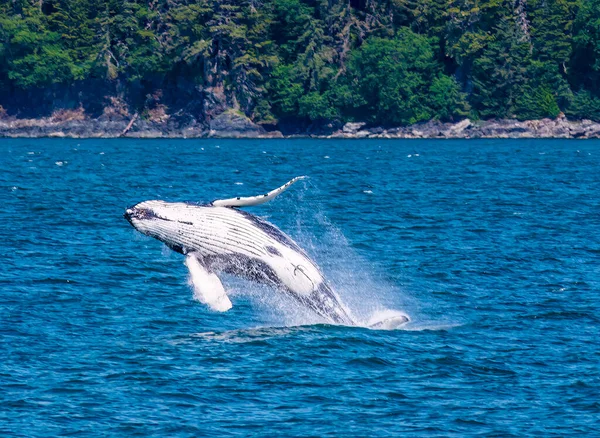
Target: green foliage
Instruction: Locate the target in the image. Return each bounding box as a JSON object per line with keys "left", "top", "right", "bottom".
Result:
{"left": 571, "top": 0, "right": 600, "bottom": 94}
{"left": 428, "top": 75, "right": 470, "bottom": 121}
{"left": 514, "top": 61, "right": 572, "bottom": 119}
{"left": 345, "top": 29, "right": 437, "bottom": 125}
{"left": 470, "top": 15, "right": 531, "bottom": 119}
{"left": 268, "top": 64, "right": 304, "bottom": 117}
{"left": 0, "top": 5, "right": 79, "bottom": 88}
{"left": 271, "top": 0, "right": 314, "bottom": 64}
{"left": 9, "top": 44, "right": 79, "bottom": 87}
{"left": 298, "top": 91, "right": 339, "bottom": 120}
{"left": 566, "top": 90, "right": 600, "bottom": 120}
{"left": 515, "top": 85, "right": 561, "bottom": 120}
{"left": 528, "top": 0, "right": 577, "bottom": 65}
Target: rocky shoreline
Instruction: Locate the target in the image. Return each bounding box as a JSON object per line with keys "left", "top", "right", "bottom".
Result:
{"left": 2, "top": 112, "right": 600, "bottom": 139}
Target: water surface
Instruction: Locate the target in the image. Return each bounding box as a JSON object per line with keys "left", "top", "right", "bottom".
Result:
{"left": 1, "top": 139, "right": 599, "bottom": 436}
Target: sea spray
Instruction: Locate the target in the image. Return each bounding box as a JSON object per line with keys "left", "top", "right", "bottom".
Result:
{"left": 293, "top": 211, "right": 415, "bottom": 328}
{"left": 203, "top": 179, "right": 417, "bottom": 329}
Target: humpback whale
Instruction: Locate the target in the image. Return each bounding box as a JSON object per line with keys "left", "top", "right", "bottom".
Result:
{"left": 124, "top": 177, "right": 409, "bottom": 329}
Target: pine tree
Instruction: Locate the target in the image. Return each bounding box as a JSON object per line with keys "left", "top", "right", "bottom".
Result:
{"left": 470, "top": 12, "right": 531, "bottom": 118}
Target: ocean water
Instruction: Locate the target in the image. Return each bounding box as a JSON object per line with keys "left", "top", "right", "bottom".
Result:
{"left": 1, "top": 138, "right": 599, "bottom": 436}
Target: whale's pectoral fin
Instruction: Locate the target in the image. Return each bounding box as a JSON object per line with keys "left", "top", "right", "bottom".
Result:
{"left": 211, "top": 176, "right": 307, "bottom": 208}
{"left": 184, "top": 254, "right": 232, "bottom": 312}
{"left": 367, "top": 310, "right": 410, "bottom": 330}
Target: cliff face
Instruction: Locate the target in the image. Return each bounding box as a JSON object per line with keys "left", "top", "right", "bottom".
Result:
{"left": 0, "top": 76, "right": 274, "bottom": 137}
{"left": 0, "top": 78, "right": 216, "bottom": 127}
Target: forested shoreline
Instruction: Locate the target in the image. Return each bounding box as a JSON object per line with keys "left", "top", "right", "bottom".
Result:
{"left": 2, "top": 0, "right": 600, "bottom": 133}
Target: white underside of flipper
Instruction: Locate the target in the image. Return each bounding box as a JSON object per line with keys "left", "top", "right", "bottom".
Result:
{"left": 185, "top": 254, "right": 232, "bottom": 312}
{"left": 212, "top": 176, "right": 307, "bottom": 208}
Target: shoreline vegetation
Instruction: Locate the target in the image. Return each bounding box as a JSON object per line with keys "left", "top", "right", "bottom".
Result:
{"left": 3, "top": 1, "right": 600, "bottom": 139}
{"left": 3, "top": 113, "right": 600, "bottom": 139}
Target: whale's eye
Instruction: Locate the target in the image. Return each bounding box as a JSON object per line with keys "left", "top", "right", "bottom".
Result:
{"left": 265, "top": 245, "right": 281, "bottom": 256}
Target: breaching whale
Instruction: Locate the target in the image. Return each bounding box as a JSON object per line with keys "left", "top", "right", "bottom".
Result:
{"left": 124, "top": 177, "right": 409, "bottom": 329}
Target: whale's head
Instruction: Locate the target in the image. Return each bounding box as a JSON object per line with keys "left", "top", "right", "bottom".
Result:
{"left": 124, "top": 200, "right": 197, "bottom": 254}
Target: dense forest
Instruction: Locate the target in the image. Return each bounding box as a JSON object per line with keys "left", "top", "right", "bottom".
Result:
{"left": 2, "top": 0, "right": 600, "bottom": 128}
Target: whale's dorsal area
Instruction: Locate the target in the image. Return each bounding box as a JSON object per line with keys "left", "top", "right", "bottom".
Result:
{"left": 212, "top": 176, "right": 307, "bottom": 208}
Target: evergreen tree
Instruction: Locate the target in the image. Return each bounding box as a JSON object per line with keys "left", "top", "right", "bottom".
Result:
{"left": 571, "top": 0, "right": 600, "bottom": 94}
{"left": 0, "top": 2, "right": 79, "bottom": 88}
{"left": 345, "top": 28, "right": 462, "bottom": 125}
{"left": 470, "top": 13, "right": 531, "bottom": 118}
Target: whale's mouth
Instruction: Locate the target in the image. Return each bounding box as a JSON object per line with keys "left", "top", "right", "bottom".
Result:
{"left": 124, "top": 205, "right": 193, "bottom": 227}
{"left": 124, "top": 206, "right": 162, "bottom": 228}
{"left": 125, "top": 206, "right": 150, "bottom": 221}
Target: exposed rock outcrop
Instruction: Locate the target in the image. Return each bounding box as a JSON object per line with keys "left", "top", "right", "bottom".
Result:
{"left": 0, "top": 118, "right": 128, "bottom": 138}
{"left": 329, "top": 117, "right": 600, "bottom": 139}
{"left": 3, "top": 114, "right": 600, "bottom": 139}
{"left": 208, "top": 110, "right": 266, "bottom": 138}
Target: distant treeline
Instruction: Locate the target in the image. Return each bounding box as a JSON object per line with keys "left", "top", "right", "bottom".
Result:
{"left": 1, "top": 0, "right": 600, "bottom": 125}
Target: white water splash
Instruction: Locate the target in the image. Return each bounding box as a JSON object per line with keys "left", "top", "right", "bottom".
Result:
{"left": 192, "top": 184, "right": 418, "bottom": 331}
{"left": 367, "top": 309, "right": 411, "bottom": 330}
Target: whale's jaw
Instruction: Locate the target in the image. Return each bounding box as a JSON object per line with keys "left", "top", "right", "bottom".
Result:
{"left": 124, "top": 205, "right": 158, "bottom": 231}
{"left": 123, "top": 200, "right": 199, "bottom": 249}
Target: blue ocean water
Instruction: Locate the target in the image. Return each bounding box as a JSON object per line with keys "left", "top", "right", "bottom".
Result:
{"left": 1, "top": 138, "right": 599, "bottom": 436}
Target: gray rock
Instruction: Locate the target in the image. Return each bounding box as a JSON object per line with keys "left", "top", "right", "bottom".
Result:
{"left": 3, "top": 113, "right": 600, "bottom": 139}
{"left": 444, "top": 119, "right": 471, "bottom": 135}
{"left": 208, "top": 111, "right": 265, "bottom": 138}
{"left": 584, "top": 124, "right": 600, "bottom": 138}
{"left": 342, "top": 122, "right": 366, "bottom": 133}
{"left": 367, "top": 126, "right": 384, "bottom": 135}
{"left": 203, "top": 87, "right": 228, "bottom": 119}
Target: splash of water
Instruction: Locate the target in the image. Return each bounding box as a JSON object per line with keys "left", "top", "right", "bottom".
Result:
{"left": 186, "top": 181, "right": 417, "bottom": 330}
{"left": 289, "top": 210, "right": 415, "bottom": 330}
